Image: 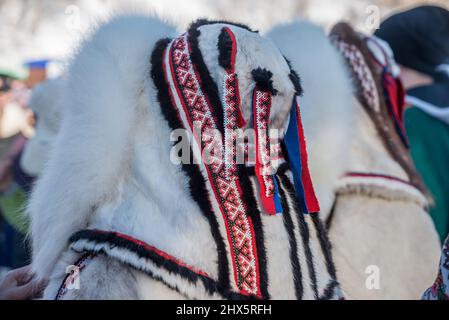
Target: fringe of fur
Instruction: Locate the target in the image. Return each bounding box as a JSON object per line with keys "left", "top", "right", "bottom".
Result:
{"left": 70, "top": 236, "right": 255, "bottom": 300}
{"left": 335, "top": 175, "right": 428, "bottom": 208}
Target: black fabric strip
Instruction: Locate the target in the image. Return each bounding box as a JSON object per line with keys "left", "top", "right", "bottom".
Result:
{"left": 237, "top": 165, "right": 270, "bottom": 299}
{"left": 187, "top": 21, "right": 225, "bottom": 134}
{"left": 276, "top": 175, "right": 304, "bottom": 299}
{"left": 278, "top": 172, "right": 319, "bottom": 299}
{"left": 150, "top": 38, "right": 231, "bottom": 291}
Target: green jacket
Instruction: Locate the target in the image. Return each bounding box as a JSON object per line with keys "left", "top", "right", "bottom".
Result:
{"left": 405, "top": 107, "right": 449, "bottom": 241}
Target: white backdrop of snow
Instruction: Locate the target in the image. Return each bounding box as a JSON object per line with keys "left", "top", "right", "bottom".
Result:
{"left": 0, "top": 0, "right": 433, "bottom": 77}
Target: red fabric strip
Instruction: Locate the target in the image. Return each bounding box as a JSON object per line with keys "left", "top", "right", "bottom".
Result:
{"left": 295, "top": 99, "right": 320, "bottom": 213}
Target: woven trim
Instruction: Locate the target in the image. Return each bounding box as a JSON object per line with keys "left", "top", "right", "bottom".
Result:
{"left": 330, "top": 35, "right": 380, "bottom": 113}
{"left": 55, "top": 253, "right": 95, "bottom": 300}
{"left": 68, "top": 229, "right": 257, "bottom": 300}
{"left": 329, "top": 22, "right": 430, "bottom": 201}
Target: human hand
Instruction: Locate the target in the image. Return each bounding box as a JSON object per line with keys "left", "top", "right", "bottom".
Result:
{"left": 0, "top": 265, "right": 47, "bottom": 300}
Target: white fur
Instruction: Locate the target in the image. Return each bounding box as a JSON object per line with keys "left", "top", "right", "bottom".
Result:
{"left": 268, "top": 21, "right": 441, "bottom": 299}
{"left": 31, "top": 15, "right": 221, "bottom": 297}
{"left": 30, "top": 16, "right": 338, "bottom": 299}
{"left": 198, "top": 23, "right": 295, "bottom": 132}
{"left": 29, "top": 15, "right": 178, "bottom": 279}
{"left": 267, "top": 22, "right": 355, "bottom": 219}
{"left": 330, "top": 194, "right": 440, "bottom": 299}
{"left": 336, "top": 175, "right": 427, "bottom": 207}
{"left": 21, "top": 78, "right": 65, "bottom": 176}
{"left": 69, "top": 240, "right": 222, "bottom": 299}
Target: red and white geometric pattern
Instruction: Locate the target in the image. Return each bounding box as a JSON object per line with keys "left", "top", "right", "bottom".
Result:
{"left": 330, "top": 35, "right": 380, "bottom": 113}
{"left": 254, "top": 89, "right": 276, "bottom": 199}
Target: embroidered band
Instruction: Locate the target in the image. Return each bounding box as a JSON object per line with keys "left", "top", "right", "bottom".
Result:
{"left": 163, "top": 32, "right": 261, "bottom": 297}
{"left": 253, "top": 87, "right": 283, "bottom": 215}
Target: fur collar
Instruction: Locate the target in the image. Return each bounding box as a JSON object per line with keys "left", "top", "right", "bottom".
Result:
{"left": 329, "top": 22, "right": 430, "bottom": 202}
{"left": 29, "top": 16, "right": 341, "bottom": 300}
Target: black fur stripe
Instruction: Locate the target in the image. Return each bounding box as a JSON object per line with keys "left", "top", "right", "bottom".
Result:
{"left": 188, "top": 19, "right": 257, "bottom": 34}
{"left": 311, "top": 213, "right": 338, "bottom": 281}
{"left": 278, "top": 171, "right": 319, "bottom": 299}
{"left": 284, "top": 57, "right": 303, "bottom": 96}
{"left": 218, "top": 27, "right": 234, "bottom": 70}
{"left": 319, "top": 280, "right": 341, "bottom": 300}
{"left": 237, "top": 165, "right": 270, "bottom": 300}
{"left": 276, "top": 175, "right": 304, "bottom": 299}
{"left": 325, "top": 197, "right": 338, "bottom": 230}
{"left": 150, "top": 38, "right": 231, "bottom": 291}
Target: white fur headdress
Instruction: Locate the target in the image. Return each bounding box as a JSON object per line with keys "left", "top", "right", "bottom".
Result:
{"left": 30, "top": 17, "right": 341, "bottom": 300}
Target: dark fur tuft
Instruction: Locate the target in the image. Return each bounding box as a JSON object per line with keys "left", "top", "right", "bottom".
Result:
{"left": 284, "top": 58, "right": 303, "bottom": 96}
{"left": 188, "top": 19, "right": 257, "bottom": 34}
{"left": 218, "top": 28, "right": 233, "bottom": 70}
{"left": 251, "top": 68, "right": 278, "bottom": 95}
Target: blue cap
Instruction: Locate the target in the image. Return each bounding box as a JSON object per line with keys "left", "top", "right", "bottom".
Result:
{"left": 24, "top": 59, "right": 51, "bottom": 69}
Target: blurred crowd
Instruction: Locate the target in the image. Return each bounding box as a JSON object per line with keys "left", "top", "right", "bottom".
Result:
{"left": 0, "top": 60, "right": 63, "bottom": 277}
{"left": 0, "top": 63, "right": 38, "bottom": 273}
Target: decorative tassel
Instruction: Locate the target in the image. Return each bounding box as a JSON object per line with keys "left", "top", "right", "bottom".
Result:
{"left": 284, "top": 97, "right": 320, "bottom": 214}
{"left": 253, "top": 87, "right": 283, "bottom": 215}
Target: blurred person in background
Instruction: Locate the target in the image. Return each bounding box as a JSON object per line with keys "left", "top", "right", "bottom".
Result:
{"left": 0, "top": 72, "right": 30, "bottom": 273}
{"left": 0, "top": 61, "right": 51, "bottom": 273}
{"left": 24, "top": 60, "right": 48, "bottom": 89}
{"left": 376, "top": 5, "right": 449, "bottom": 242}
{"left": 0, "top": 77, "right": 64, "bottom": 275}
{"left": 422, "top": 234, "right": 449, "bottom": 300}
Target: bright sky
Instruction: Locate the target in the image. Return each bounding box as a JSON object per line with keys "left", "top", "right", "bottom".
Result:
{"left": 0, "top": 0, "right": 444, "bottom": 77}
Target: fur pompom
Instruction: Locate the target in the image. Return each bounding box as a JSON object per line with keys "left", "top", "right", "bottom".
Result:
{"left": 251, "top": 67, "right": 278, "bottom": 95}
{"left": 218, "top": 28, "right": 233, "bottom": 70}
